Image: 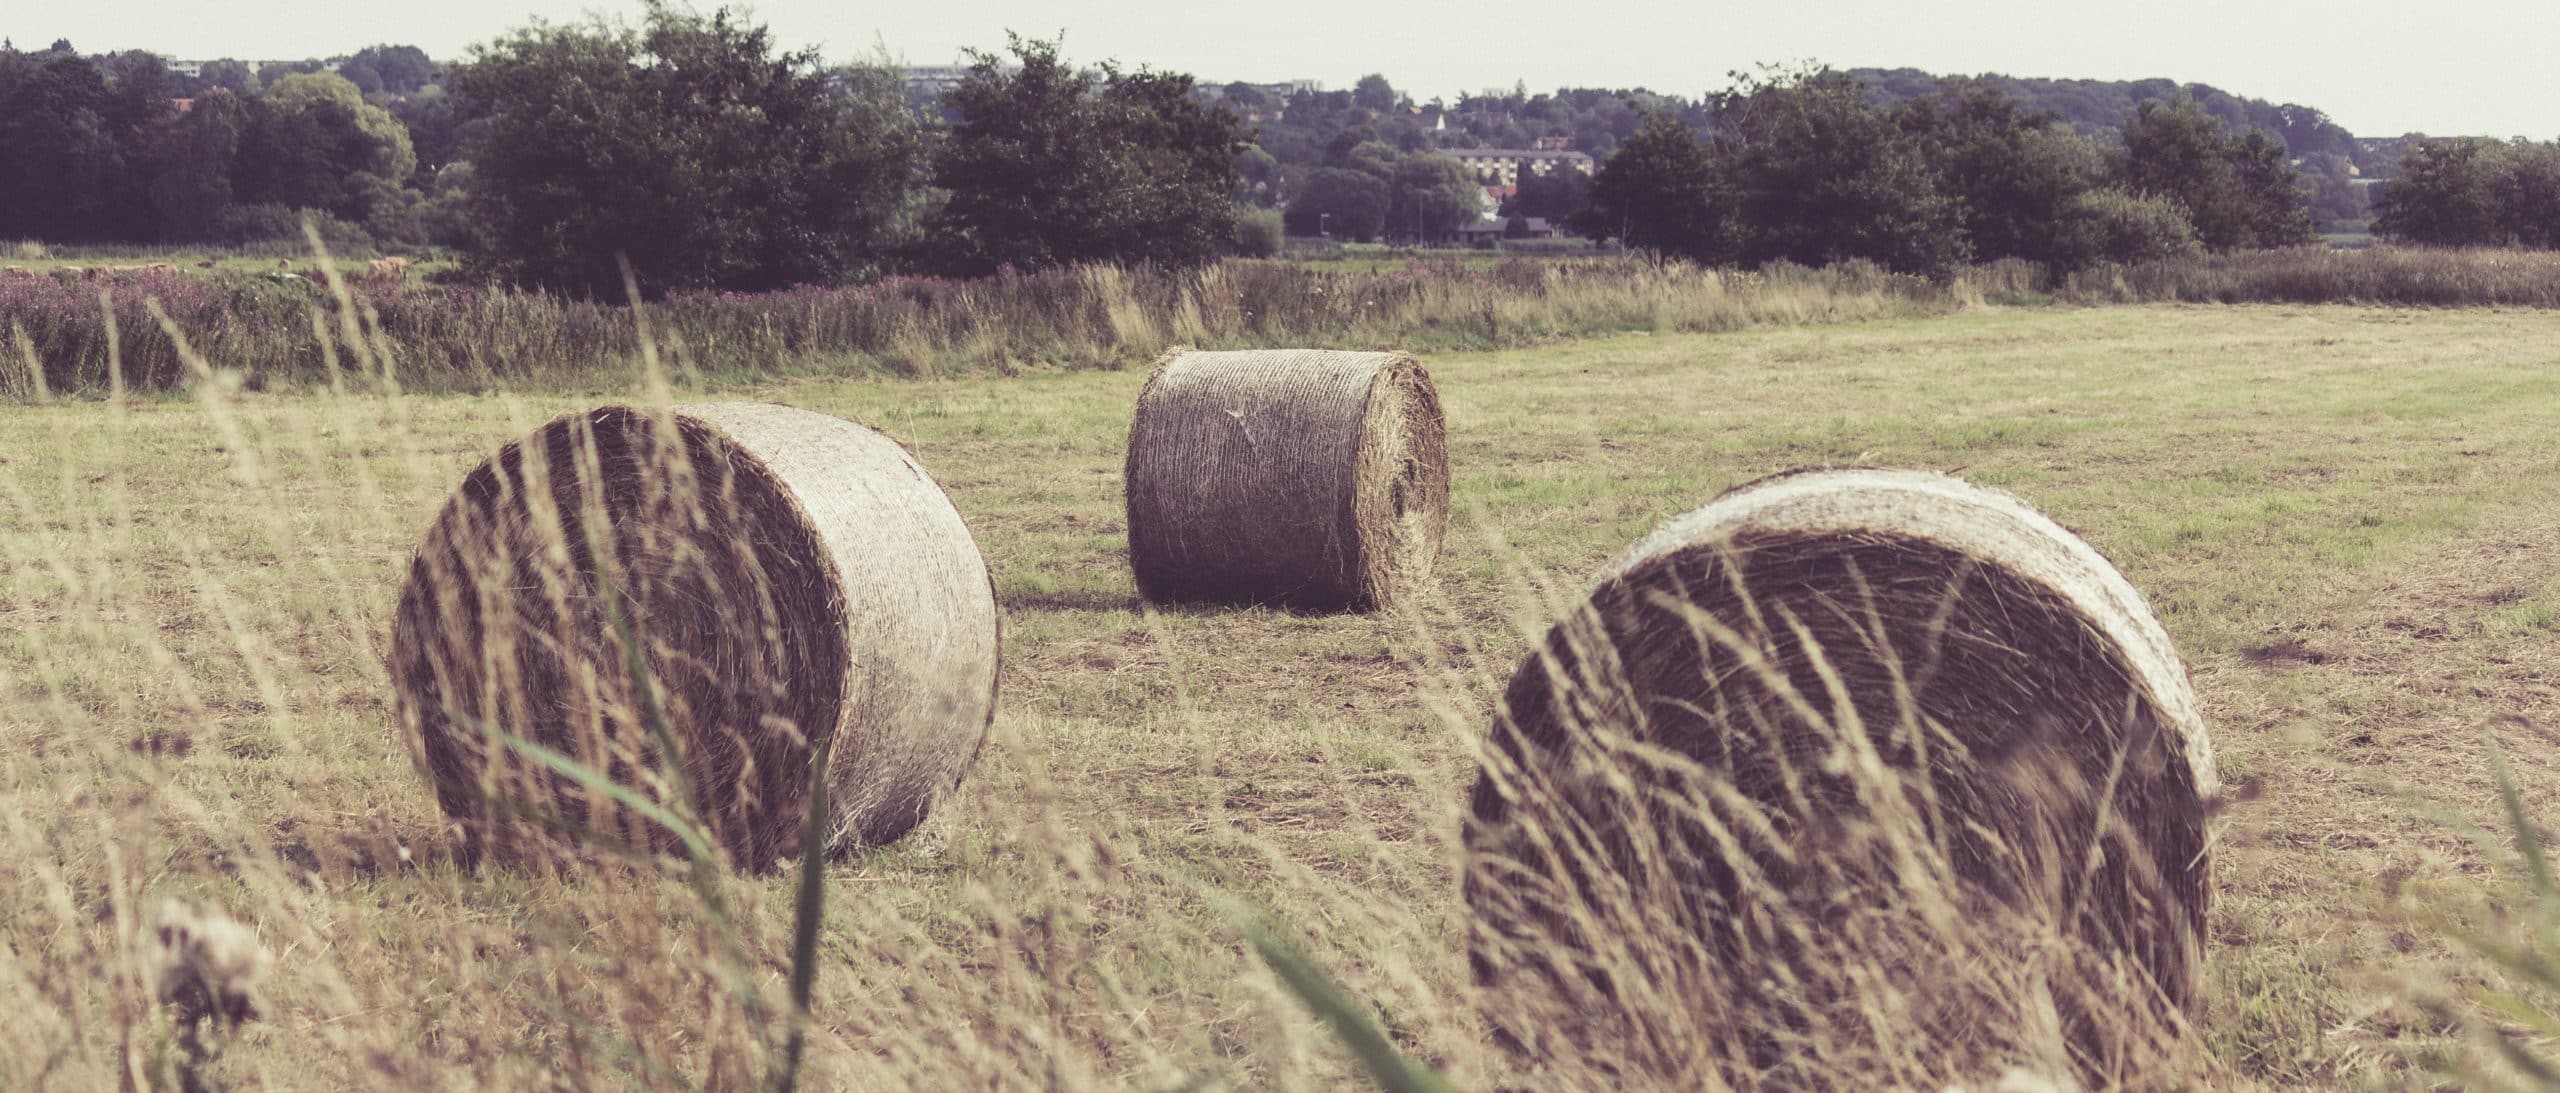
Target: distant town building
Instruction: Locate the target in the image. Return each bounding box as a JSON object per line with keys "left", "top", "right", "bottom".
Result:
{"left": 1252, "top": 79, "right": 1323, "bottom": 99}
{"left": 160, "top": 58, "right": 342, "bottom": 79}
{"left": 902, "top": 65, "right": 972, "bottom": 98}
{"left": 1444, "top": 147, "right": 1597, "bottom": 188}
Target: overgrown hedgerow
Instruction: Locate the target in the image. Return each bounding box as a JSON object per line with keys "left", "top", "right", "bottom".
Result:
{"left": 12, "top": 245, "right": 2560, "bottom": 399}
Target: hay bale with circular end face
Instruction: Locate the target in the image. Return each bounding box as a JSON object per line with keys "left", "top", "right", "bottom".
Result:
{"left": 1464, "top": 468, "right": 2213, "bottom": 1088}
{"left": 389, "top": 403, "right": 999, "bottom": 871}
{"left": 1125, "top": 348, "right": 1449, "bottom": 612}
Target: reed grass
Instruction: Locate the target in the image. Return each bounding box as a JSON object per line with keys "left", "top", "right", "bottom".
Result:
{"left": 2057, "top": 246, "right": 2560, "bottom": 308}
{"left": 18, "top": 245, "right": 2560, "bottom": 400}
{"left": 4, "top": 258, "right": 1958, "bottom": 397}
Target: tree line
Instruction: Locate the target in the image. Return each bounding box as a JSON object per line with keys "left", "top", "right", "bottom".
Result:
{"left": 1573, "top": 69, "right": 2313, "bottom": 275}
{"left": 2372, "top": 139, "right": 2560, "bottom": 247}
{"left": 5, "top": 10, "right": 2555, "bottom": 299}
{"left": 1227, "top": 67, "right": 2372, "bottom": 224}
{"left": 0, "top": 41, "right": 470, "bottom": 250}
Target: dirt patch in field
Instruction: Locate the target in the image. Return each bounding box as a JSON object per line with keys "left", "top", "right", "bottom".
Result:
{"left": 2212, "top": 521, "right": 2560, "bottom": 842}
{"left": 2196, "top": 516, "right": 2560, "bottom": 1078}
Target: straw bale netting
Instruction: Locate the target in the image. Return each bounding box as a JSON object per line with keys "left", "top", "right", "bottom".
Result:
{"left": 389, "top": 403, "right": 999, "bottom": 870}
{"left": 1124, "top": 348, "right": 1448, "bottom": 611}
{"left": 1464, "top": 468, "right": 2214, "bottom": 1087}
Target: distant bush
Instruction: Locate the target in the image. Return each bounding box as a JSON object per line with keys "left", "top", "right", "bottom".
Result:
{"left": 2067, "top": 245, "right": 2560, "bottom": 307}
{"left": 214, "top": 204, "right": 374, "bottom": 252}
{"left": 1582, "top": 71, "right": 2320, "bottom": 276}
{"left": 1499, "top": 238, "right": 1607, "bottom": 257}
{"left": 2375, "top": 138, "right": 2560, "bottom": 248}
{"left": 1286, "top": 168, "right": 1391, "bottom": 242}
{"left": 1232, "top": 206, "right": 1284, "bottom": 258}
{"left": 2067, "top": 186, "right": 2201, "bottom": 265}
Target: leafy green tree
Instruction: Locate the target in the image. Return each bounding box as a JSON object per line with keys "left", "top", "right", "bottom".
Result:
{"left": 1232, "top": 205, "right": 1284, "bottom": 256}
{"left": 235, "top": 72, "right": 416, "bottom": 222}
{"left": 2117, "top": 98, "right": 2311, "bottom": 250}
{"left": 347, "top": 45, "right": 438, "bottom": 95}
{"left": 389, "top": 84, "right": 472, "bottom": 173}
{"left": 2298, "top": 153, "right": 2368, "bottom": 230}
{"left": 452, "top": 4, "right": 927, "bottom": 295}
{"left": 2504, "top": 142, "right": 2560, "bottom": 248}
{"left": 196, "top": 59, "right": 261, "bottom": 95}
{"left": 1332, "top": 139, "right": 1400, "bottom": 181}
{"left": 1385, "top": 152, "right": 1482, "bottom": 242}
{"left": 2373, "top": 139, "right": 2512, "bottom": 246}
{"left": 0, "top": 52, "right": 166, "bottom": 241}
{"left": 2059, "top": 186, "right": 2200, "bottom": 264}
{"left": 1235, "top": 145, "right": 1281, "bottom": 205}
{"left": 148, "top": 88, "right": 248, "bottom": 240}
{"left": 1221, "top": 81, "right": 1280, "bottom": 115}
{"left": 1577, "top": 111, "right": 1732, "bottom": 262}
{"left": 928, "top": 36, "right": 1247, "bottom": 274}
{"left": 99, "top": 51, "right": 176, "bottom": 130}
{"left": 1285, "top": 166, "right": 1388, "bottom": 240}
{"left": 1712, "top": 68, "right": 1969, "bottom": 275}
{"left": 2225, "top": 128, "right": 2316, "bottom": 245}
{"left": 1897, "top": 80, "right": 2104, "bottom": 268}
{"left": 1504, "top": 167, "right": 1591, "bottom": 221}
{"left": 338, "top": 61, "right": 384, "bottom": 96}
{"left": 1353, "top": 73, "right": 1398, "bottom": 113}
{"left": 1378, "top": 115, "right": 1430, "bottom": 152}
{"left": 1324, "top": 125, "right": 1381, "bottom": 163}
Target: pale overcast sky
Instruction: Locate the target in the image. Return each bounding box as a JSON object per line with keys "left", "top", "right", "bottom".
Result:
{"left": 15, "top": 0, "right": 2556, "bottom": 138}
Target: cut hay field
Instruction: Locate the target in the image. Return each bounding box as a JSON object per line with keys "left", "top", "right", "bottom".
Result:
{"left": 5, "top": 302, "right": 2560, "bottom": 1087}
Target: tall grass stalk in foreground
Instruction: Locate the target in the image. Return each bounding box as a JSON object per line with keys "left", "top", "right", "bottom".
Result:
{"left": 2395, "top": 729, "right": 2560, "bottom": 1088}
{"left": 1464, "top": 572, "right": 2195, "bottom": 1088}
{"left": 15, "top": 259, "right": 2560, "bottom": 1087}
{"left": 1245, "top": 919, "right": 1454, "bottom": 1093}
{"left": 31, "top": 252, "right": 847, "bottom": 1087}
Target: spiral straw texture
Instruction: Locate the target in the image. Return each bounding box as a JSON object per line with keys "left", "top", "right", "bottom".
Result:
{"left": 1124, "top": 348, "right": 1449, "bottom": 612}
{"left": 1465, "top": 468, "right": 2213, "bottom": 1086}
{"left": 389, "top": 403, "right": 999, "bottom": 871}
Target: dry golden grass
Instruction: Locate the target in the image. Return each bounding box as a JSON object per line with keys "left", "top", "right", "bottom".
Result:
{"left": 6, "top": 302, "right": 2560, "bottom": 1087}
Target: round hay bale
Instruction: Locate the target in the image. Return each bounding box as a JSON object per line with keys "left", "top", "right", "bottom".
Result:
{"left": 1464, "top": 468, "right": 2212, "bottom": 1086}
{"left": 1124, "top": 348, "right": 1448, "bottom": 612}
{"left": 389, "top": 403, "right": 999, "bottom": 870}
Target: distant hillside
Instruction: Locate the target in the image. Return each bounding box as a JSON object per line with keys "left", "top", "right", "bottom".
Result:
{"left": 1847, "top": 68, "right": 2367, "bottom": 167}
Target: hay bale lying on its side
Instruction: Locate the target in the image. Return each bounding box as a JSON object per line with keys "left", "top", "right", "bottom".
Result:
{"left": 1125, "top": 348, "right": 1449, "bottom": 611}
{"left": 1465, "top": 468, "right": 2213, "bottom": 1088}
{"left": 389, "top": 403, "right": 1000, "bottom": 870}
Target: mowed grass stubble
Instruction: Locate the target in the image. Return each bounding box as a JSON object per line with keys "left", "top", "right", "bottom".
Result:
{"left": 5, "top": 303, "right": 2560, "bottom": 1085}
